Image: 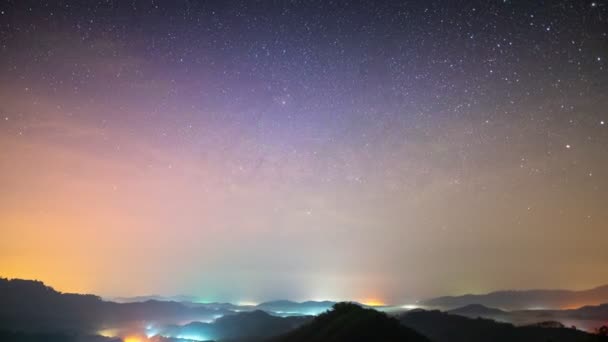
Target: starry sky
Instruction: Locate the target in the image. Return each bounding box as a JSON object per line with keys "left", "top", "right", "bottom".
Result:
{"left": 0, "top": 0, "right": 607, "bottom": 304}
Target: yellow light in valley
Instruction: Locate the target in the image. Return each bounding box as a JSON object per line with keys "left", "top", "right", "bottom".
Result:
{"left": 97, "top": 328, "right": 119, "bottom": 338}
{"left": 361, "top": 299, "right": 385, "bottom": 307}
{"left": 123, "top": 335, "right": 147, "bottom": 342}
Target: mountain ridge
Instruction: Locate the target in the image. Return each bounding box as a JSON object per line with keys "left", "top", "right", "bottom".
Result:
{"left": 422, "top": 284, "right": 608, "bottom": 310}
{"left": 271, "top": 302, "right": 430, "bottom": 342}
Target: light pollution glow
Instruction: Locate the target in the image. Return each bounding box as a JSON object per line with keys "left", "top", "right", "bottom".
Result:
{"left": 1, "top": 0, "right": 608, "bottom": 304}
{"left": 361, "top": 299, "right": 387, "bottom": 307}
{"left": 123, "top": 336, "right": 149, "bottom": 342}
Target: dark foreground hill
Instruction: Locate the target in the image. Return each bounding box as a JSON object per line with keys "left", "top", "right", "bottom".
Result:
{"left": 271, "top": 302, "right": 429, "bottom": 342}
{"left": 440, "top": 302, "right": 608, "bottom": 331}
{"left": 0, "top": 278, "right": 228, "bottom": 333}
{"left": 159, "top": 310, "right": 311, "bottom": 341}
{"left": 400, "top": 309, "right": 607, "bottom": 342}
{"left": 0, "top": 330, "right": 120, "bottom": 342}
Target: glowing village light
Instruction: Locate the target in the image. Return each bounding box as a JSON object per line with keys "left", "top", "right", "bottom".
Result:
{"left": 237, "top": 301, "right": 259, "bottom": 306}
{"left": 401, "top": 304, "right": 420, "bottom": 310}
{"left": 176, "top": 333, "right": 210, "bottom": 341}
{"left": 123, "top": 335, "right": 147, "bottom": 342}
{"left": 97, "top": 328, "right": 119, "bottom": 338}
{"left": 145, "top": 329, "right": 158, "bottom": 338}
{"left": 361, "top": 299, "right": 386, "bottom": 307}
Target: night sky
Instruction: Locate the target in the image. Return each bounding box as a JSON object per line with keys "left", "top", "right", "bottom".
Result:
{"left": 1, "top": 0, "right": 607, "bottom": 304}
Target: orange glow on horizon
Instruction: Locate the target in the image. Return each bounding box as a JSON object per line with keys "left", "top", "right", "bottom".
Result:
{"left": 559, "top": 302, "right": 604, "bottom": 310}
{"left": 361, "top": 299, "right": 386, "bottom": 307}
{"left": 123, "top": 334, "right": 148, "bottom": 342}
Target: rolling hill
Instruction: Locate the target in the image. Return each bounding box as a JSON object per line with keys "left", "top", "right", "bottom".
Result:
{"left": 272, "top": 302, "right": 429, "bottom": 342}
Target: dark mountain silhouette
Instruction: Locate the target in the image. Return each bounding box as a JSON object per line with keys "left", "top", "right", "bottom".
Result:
{"left": 506, "top": 303, "right": 608, "bottom": 331}
{"left": 526, "top": 321, "right": 568, "bottom": 328}
{"left": 0, "top": 278, "right": 229, "bottom": 334}
{"left": 212, "top": 310, "right": 310, "bottom": 338}
{"left": 0, "top": 278, "right": 107, "bottom": 333}
{"left": 112, "top": 296, "right": 245, "bottom": 312}
{"left": 560, "top": 303, "right": 608, "bottom": 319}
{"left": 399, "top": 309, "right": 607, "bottom": 342}
{"left": 447, "top": 304, "right": 507, "bottom": 318}
{"left": 0, "top": 330, "right": 120, "bottom": 342}
{"left": 111, "top": 295, "right": 202, "bottom": 303}
{"left": 271, "top": 302, "right": 429, "bottom": 342}
{"left": 443, "top": 302, "right": 608, "bottom": 331}
{"left": 255, "top": 300, "right": 336, "bottom": 315}
{"left": 158, "top": 310, "right": 310, "bottom": 341}
{"left": 422, "top": 285, "right": 608, "bottom": 310}
{"left": 3, "top": 278, "right": 608, "bottom": 342}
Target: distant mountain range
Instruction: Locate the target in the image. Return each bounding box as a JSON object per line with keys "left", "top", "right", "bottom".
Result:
{"left": 255, "top": 300, "right": 336, "bottom": 315}
{"left": 112, "top": 297, "right": 341, "bottom": 316}
{"left": 421, "top": 285, "right": 608, "bottom": 310}
{"left": 111, "top": 295, "right": 204, "bottom": 304}
{"left": 447, "top": 303, "right": 507, "bottom": 317}
{"left": 155, "top": 302, "right": 608, "bottom": 341}
{"left": 110, "top": 284, "right": 608, "bottom": 314}
{"left": 443, "top": 302, "right": 608, "bottom": 332}
{"left": 2, "top": 278, "right": 608, "bottom": 342}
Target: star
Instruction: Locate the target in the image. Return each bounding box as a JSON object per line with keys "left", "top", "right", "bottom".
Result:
{"left": 1, "top": 0, "right": 608, "bottom": 303}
